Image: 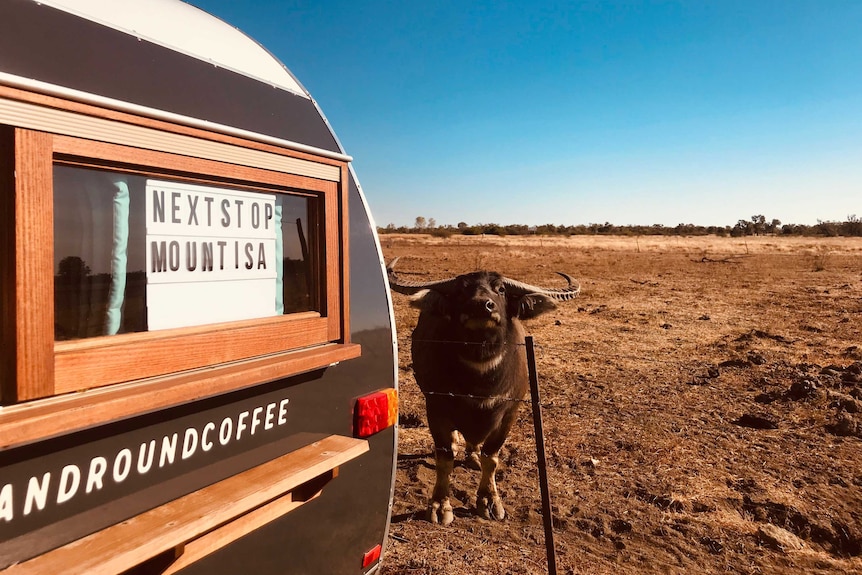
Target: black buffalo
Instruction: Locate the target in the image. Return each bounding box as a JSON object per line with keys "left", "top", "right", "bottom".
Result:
{"left": 388, "top": 258, "right": 579, "bottom": 525}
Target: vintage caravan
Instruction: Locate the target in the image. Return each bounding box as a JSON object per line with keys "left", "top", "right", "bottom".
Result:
{"left": 0, "top": 1, "right": 397, "bottom": 573}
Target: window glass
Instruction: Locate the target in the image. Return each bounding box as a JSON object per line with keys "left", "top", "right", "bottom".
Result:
{"left": 54, "top": 165, "right": 314, "bottom": 341}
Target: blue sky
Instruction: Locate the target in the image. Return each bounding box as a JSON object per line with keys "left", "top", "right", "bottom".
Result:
{"left": 189, "top": 1, "right": 861, "bottom": 228}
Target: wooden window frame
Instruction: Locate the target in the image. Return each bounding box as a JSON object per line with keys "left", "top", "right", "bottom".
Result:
{"left": 0, "top": 93, "right": 358, "bottom": 442}
{"left": 49, "top": 135, "right": 346, "bottom": 393}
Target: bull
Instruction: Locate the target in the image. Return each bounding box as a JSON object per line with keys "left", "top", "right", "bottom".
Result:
{"left": 387, "top": 258, "right": 579, "bottom": 525}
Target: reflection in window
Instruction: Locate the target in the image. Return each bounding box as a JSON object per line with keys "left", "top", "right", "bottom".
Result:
{"left": 54, "top": 165, "right": 315, "bottom": 341}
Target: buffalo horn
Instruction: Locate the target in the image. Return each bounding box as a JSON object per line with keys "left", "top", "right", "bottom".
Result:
{"left": 387, "top": 258, "right": 580, "bottom": 300}
{"left": 501, "top": 273, "right": 580, "bottom": 301}
{"left": 386, "top": 257, "right": 460, "bottom": 295}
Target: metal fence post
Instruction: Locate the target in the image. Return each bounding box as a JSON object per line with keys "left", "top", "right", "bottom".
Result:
{"left": 525, "top": 336, "right": 557, "bottom": 575}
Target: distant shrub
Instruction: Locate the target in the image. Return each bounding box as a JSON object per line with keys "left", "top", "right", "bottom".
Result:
{"left": 482, "top": 224, "right": 505, "bottom": 236}
{"left": 377, "top": 215, "right": 862, "bottom": 238}
{"left": 812, "top": 246, "right": 831, "bottom": 272}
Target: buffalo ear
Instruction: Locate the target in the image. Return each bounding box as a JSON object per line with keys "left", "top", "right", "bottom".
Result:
{"left": 409, "top": 289, "right": 450, "bottom": 316}
{"left": 514, "top": 294, "right": 557, "bottom": 319}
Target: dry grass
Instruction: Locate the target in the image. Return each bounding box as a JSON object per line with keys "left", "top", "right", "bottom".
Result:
{"left": 380, "top": 233, "right": 862, "bottom": 256}
{"left": 380, "top": 234, "right": 862, "bottom": 575}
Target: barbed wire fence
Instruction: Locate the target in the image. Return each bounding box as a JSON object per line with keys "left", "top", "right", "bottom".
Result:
{"left": 390, "top": 332, "right": 709, "bottom": 575}
{"left": 387, "top": 327, "right": 768, "bottom": 572}
{"left": 392, "top": 333, "right": 711, "bottom": 409}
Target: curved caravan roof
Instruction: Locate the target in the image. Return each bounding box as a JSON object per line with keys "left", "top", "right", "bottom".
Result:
{"left": 0, "top": 0, "right": 345, "bottom": 158}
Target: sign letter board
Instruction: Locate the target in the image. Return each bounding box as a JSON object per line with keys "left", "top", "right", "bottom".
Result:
{"left": 145, "top": 180, "right": 278, "bottom": 330}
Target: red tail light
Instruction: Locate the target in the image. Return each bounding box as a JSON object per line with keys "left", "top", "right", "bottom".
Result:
{"left": 362, "top": 543, "right": 382, "bottom": 568}
{"left": 354, "top": 388, "right": 397, "bottom": 438}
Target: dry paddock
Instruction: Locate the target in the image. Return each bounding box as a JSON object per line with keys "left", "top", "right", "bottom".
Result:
{"left": 378, "top": 234, "right": 862, "bottom": 575}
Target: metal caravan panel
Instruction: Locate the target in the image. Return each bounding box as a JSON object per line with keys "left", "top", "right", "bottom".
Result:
{"left": 36, "top": 0, "right": 309, "bottom": 97}
{"left": 0, "top": 0, "right": 339, "bottom": 152}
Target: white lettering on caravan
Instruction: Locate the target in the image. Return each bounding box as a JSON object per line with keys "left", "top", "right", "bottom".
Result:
{"left": 57, "top": 465, "right": 81, "bottom": 504}
{"left": 160, "top": 433, "right": 178, "bottom": 468}
{"left": 201, "top": 422, "right": 215, "bottom": 452}
{"left": 264, "top": 403, "right": 276, "bottom": 430}
{"left": 5, "top": 396, "right": 291, "bottom": 522}
{"left": 219, "top": 417, "right": 232, "bottom": 446}
{"left": 113, "top": 449, "right": 133, "bottom": 483}
{"left": 0, "top": 484, "right": 13, "bottom": 522}
{"left": 181, "top": 428, "right": 198, "bottom": 460}
{"left": 278, "top": 399, "right": 289, "bottom": 425}
{"left": 23, "top": 473, "right": 51, "bottom": 516}
{"left": 137, "top": 440, "right": 156, "bottom": 474}
{"left": 250, "top": 406, "right": 264, "bottom": 435}
{"left": 236, "top": 410, "right": 249, "bottom": 441}
{"left": 86, "top": 457, "right": 107, "bottom": 493}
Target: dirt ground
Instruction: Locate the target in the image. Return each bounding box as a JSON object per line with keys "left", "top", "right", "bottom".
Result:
{"left": 377, "top": 234, "right": 862, "bottom": 575}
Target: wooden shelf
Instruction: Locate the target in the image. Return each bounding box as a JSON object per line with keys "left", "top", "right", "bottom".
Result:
{"left": 3, "top": 434, "right": 369, "bottom": 575}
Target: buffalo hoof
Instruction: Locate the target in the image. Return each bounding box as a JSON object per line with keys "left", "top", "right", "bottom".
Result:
{"left": 465, "top": 451, "right": 481, "bottom": 470}
{"left": 428, "top": 499, "right": 454, "bottom": 526}
{"left": 476, "top": 493, "right": 505, "bottom": 521}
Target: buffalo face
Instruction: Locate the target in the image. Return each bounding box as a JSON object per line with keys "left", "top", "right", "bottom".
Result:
{"left": 410, "top": 271, "right": 559, "bottom": 331}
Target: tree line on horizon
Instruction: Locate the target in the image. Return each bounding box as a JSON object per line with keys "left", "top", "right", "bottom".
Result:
{"left": 379, "top": 214, "right": 862, "bottom": 238}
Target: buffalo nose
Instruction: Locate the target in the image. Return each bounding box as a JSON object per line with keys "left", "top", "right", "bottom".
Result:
{"left": 485, "top": 299, "right": 496, "bottom": 312}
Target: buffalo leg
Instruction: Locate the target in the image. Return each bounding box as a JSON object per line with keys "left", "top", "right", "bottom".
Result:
{"left": 476, "top": 453, "right": 505, "bottom": 520}
{"left": 464, "top": 441, "right": 482, "bottom": 470}
{"left": 475, "top": 410, "right": 518, "bottom": 521}
{"left": 428, "top": 430, "right": 457, "bottom": 525}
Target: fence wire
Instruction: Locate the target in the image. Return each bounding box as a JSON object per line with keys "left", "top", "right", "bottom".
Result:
{"left": 393, "top": 334, "right": 708, "bottom": 410}
{"left": 401, "top": 335, "right": 703, "bottom": 368}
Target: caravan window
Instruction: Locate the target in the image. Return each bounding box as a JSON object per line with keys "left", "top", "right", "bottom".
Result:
{"left": 54, "top": 166, "right": 316, "bottom": 340}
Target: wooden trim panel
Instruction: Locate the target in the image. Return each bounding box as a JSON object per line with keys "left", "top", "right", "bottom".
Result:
{"left": 54, "top": 314, "right": 330, "bottom": 393}
{"left": 2, "top": 435, "right": 369, "bottom": 575}
{"left": 0, "top": 125, "right": 15, "bottom": 403}
{"left": 325, "top": 176, "right": 342, "bottom": 341}
{"left": 0, "top": 343, "right": 361, "bottom": 450}
{"left": 0, "top": 96, "right": 341, "bottom": 181}
{"left": 336, "top": 164, "right": 351, "bottom": 342}
{"left": 52, "top": 135, "right": 339, "bottom": 194}
{"left": 12, "top": 128, "right": 55, "bottom": 401}
{"left": 160, "top": 487, "right": 316, "bottom": 575}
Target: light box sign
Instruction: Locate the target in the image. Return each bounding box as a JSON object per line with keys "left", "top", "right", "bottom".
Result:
{"left": 146, "top": 180, "right": 278, "bottom": 330}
